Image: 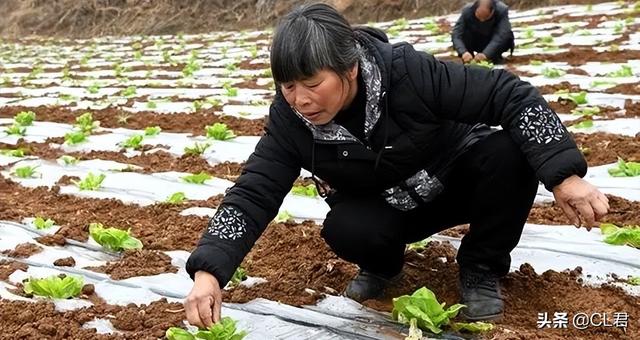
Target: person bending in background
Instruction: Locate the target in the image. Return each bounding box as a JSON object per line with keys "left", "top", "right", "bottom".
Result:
{"left": 452, "top": 0, "right": 515, "bottom": 64}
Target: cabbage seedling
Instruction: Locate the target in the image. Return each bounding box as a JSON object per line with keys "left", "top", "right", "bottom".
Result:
{"left": 628, "top": 276, "right": 640, "bottom": 285}
{"left": 570, "top": 119, "right": 593, "bottom": 129}
{"left": 600, "top": 223, "right": 640, "bottom": 248}
{"left": 571, "top": 106, "right": 600, "bottom": 116}
{"left": 392, "top": 287, "right": 465, "bottom": 334}
{"left": 33, "top": 217, "right": 55, "bottom": 229}
{"left": 228, "top": 267, "right": 248, "bottom": 287}
{"left": 607, "top": 65, "right": 633, "bottom": 78}
{"left": 64, "top": 131, "right": 88, "bottom": 145}
{"left": 274, "top": 210, "right": 293, "bottom": 223}
{"left": 608, "top": 158, "right": 640, "bottom": 177}
{"left": 4, "top": 123, "right": 26, "bottom": 136}
{"left": 222, "top": 82, "right": 238, "bottom": 97}
{"left": 144, "top": 126, "right": 162, "bottom": 136}
{"left": 407, "top": 238, "right": 432, "bottom": 252}
{"left": 73, "top": 172, "right": 106, "bottom": 190}
{"left": 184, "top": 142, "right": 211, "bottom": 156}
{"left": 89, "top": 222, "right": 143, "bottom": 252}
{"left": 12, "top": 165, "right": 39, "bottom": 178}
{"left": 1, "top": 148, "right": 27, "bottom": 157}
{"left": 182, "top": 172, "right": 212, "bottom": 184}
{"left": 206, "top": 123, "right": 236, "bottom": 141}
{"left": 23, "top": 275, "right": 84, "bottom": 299}
{"left": 542, "top": 67, "right": 566, "bottom": 78}
{"left": 75, "top": 112, "right": 100, "bottom": 134}
{"left": 14, "top": 111, "right": 36, "bottom": 126}
{"left": 58, "top": 155, "right": 79, "bottom": 165}
{"left": 165, "top": 192, "right": 187, "bottom": 204}
{"left": 120, "top": 134, "right": 145, "bottom": 149}
{"left": 121, "top": 86, "right": 137, "bottom": 97}
{"left": 291, "top": 184, "right": 318, "bottom": 198}
{"left": 165, "top": 317, "right": 248, "bottom": 340}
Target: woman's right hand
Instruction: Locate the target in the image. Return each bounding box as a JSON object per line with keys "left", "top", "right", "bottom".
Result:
{"left": 184, "top": 271, "right": 223, "bottom": 328}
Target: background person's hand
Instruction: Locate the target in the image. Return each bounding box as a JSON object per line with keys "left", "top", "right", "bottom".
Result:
{"left": 474, "top": 53, "right": 487, "bottom": 62}
{"left": 462, "top": 52, "right": 473, "bottom": 63}
{"left": 552, "top": 175, "right": 609, "bottom": 230}
{"left": 185, "top": 271, "right": 222, "bottom": 328}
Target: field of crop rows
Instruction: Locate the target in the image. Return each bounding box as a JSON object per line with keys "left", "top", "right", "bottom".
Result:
{"left": 0, "top": 1, "right": 639, "bottom": 339}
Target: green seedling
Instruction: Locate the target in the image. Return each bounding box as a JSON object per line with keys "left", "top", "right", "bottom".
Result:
{"left": 274, "top": 210, "right": 294, "bottom": 223}
{"left": 23, "top": 275, "right": 83, "bottom": 299}
{"left": 33, "top": 217, "right": 55, "bottom": 230}
{"left": 608, "top": 158, "right": 640, "bottom": 177}
{"left": 89, "top": 222, "right": 143, "bottom": 252}
{"left": 392, "top": 287, "right": 465, "bottom": 334}
{"left": 184, "top": 142, "right": 211, "bottom": 156}
{"left": 75, "top": 112, "right": 100, "bottom": 134}
{"left": 165, "top": 317, "right": 248, "bottom": 340}
{"left": 165, "top": 192, "right": 187, "bottom": 204}
{"left": 571, "top": 106, "right": 600, "bottom": 116}
{"left": 120, "top": 134, "right": 145, "bottom": 149}
{"left": 182, "top": 172, "right": 212, "bottom": 184}
{"left": 120, "top": 86, "right": 137, "bottom": 97}
{"left": 58, "top": 155, "right": 79, "bottom": 165}
{"left": 542, "top": 67, "right": 566, "bottom": 78}
{"left": 607, "top": 65, "right": 633, "bottom": 77}
{"left": 14, "top": 111, "right": 36, "bottom": 126}
{"left": 407, "top": 238, "right": 432, "bottom": 252}
{"left": 291, "top": 184, "right": 318, "bottom": 198}
{"left": 64, "top": 131, "right": 87, "bottom": 145}
{"left": 72, "top": 172, "right": 106, "bottom": 190}
{"left": 12, "top": 165, "right": 38, "bottom": 178}
{"left": 144, "top": 126, "right": 162, "bottom": 136}
{"left": 600, "top": 223, "right": 640, "bottom": 248}
{"left": 570, "top": 120, "right": 593, "bottom": 129}
{"left": 4, "top": 124, "right": 26, "bottom": 136}
{"left": 228, "top": 267, "right": 248, "bottom": 287}
{"left": 206, "top": 123, "right": 236, "bottom": 141}
{"left": 1, "top": 148, "right": 27, "bottom": 157}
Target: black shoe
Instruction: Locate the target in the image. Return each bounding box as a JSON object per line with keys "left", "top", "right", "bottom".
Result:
{"left": 344, "top": 270, "right": 401, "bottom": 302}
{"left": 458, "top": 265, "right": 504, "bottom": 321}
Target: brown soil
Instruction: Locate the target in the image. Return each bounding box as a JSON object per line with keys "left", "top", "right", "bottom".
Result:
{"left": 0, "top": 176, "right": 219, "bottom": 251}
{"left": 537, "top": 81, "right": 586, "bottom": 95}
{"left": 0, "top": 298, "right": 185, "bottom": 339}
{"left": 549, "top": 98, "right": 578, "bottom": 113}
{"left": 606, "top": 82, "right": 640, "bottom": 95}
{"left": 53, "top": 257, "right": 76, "bottom": 267}
{"left": 573, "top": 132, "right": 640, "bottom": 166}
{"left": 0, "top": 106, "right": 266, "bottom": 137}
{"left": 35, "top": 234, "right": 67, "bottom": 247}
{"left": 88, "top": 250, "right": 177, "bottom": 280}
{"left": 0, "top": 260, "right": 28, "bottom": 280}
{"left": 510, "top": 47, "right": 640, "bottom": 66}
{"left": 625, "top": 99, "right": 640, "bottom": 118}
{"left": 3, "top": 243, "right": 43, "bottom": 258}
{"left": 224, "top": 221, "right": 358, "bottom": 305}
{"left": 528, "top": 195, "right": 640, "bottom": 226}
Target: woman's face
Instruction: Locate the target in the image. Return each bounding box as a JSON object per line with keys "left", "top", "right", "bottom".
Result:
{"left": 281, "top": 65, "right": 358, "bottom": 125}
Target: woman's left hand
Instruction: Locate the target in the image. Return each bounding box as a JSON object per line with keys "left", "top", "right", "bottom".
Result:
{"left": 552, "top": 175, "right": 609, "bottom": 230}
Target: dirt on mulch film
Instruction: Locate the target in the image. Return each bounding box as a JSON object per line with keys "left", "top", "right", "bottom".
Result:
{"left": 0, "top": 260, "right": 28, "bottom": 280}
{"left": 0, "top": 298, "right": 186, "bottom": 339}
{"left": 88, "top": 249, "right": 177, "bottom": 280}
{"left": 573, "top": 132, "right": 640, "bottom": 166}
{"left": 606, "top": 82, "right": 640, "bottom": 95}
{"left": 2, "top": 243, "right": 43, "bottom": 258}
{"left": 0, "top": 106, "right": 266, "bottom": 137}
{"left": 53, "top": 256, "right": 76, "bottom": 267}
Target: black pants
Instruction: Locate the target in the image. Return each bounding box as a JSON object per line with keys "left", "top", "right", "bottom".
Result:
{"left": 321, "top": 130, "right": 538, "bottom": 278}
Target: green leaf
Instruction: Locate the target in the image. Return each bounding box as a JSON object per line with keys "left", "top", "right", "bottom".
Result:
{"left": 182, "top": 172, "right": 212, "bottom": 184}
{"left": 607, "top": 158, "right": 640, "bottom": 177}
{"left": 229, "top": 267, "right": 247, "bottom": 287}
{"left": 166, "top": 327, "right": 195, "bottom": 340}
{"left": 64, "top": 131, "right": 88, "bottom": 145}
{"left": 119, "top": 134, "right": 145, "bottom": 149}
{"left": 144, "top": 126, "right": 161, "bottom": 136}
{"left": 165, "top": 192, "right": 187, "bottom": 204}
{"left": 89, "top": 222, "right": 143, "bottom": 252}
{"left": 274, "top": 210, "right": 293, "bottom": 223}
{"left": 205, "top": 123, "right": 236, "bottom": 141}
{"left": 193, "top": 317, "right": 248, "bottom": 340}
{"left": 392, "top": 287, "right": 465, "bottom": 334}
{"left": 600, "top": 223, "right": 640, "bottom": 248}
{"left": 407, "top": 238, "right": 432, "bottom": 252}
{"left": 58, "top": 155, "right": 79, "bottom": 165}
{"left": 184, "top": 142, "right": 211, "bottom": 156}
{"left": 290, "top": 184, "right": 318, "bottom": 198}
{"left": 607, "top": 65, "right": 633, "bottom": 78}
{"left": 542, "top": 67, "right": 565, "bottom": 78}
{"left": 570, "top": 120, "right": 593, "bottom": 129}
{"left": 12, "top": 165, "right": 38, "bottom": 178}
{"left": 4, "top": 123, "right": 26, "bottom": 136}
{"left": 72, "top": 172, "right": 106, "bottom": 190}
{"left": 74, "top": 112, "right": 100, "bottom": 134}
{"left": 627, "top": 276, "right": 640, "bottom": 285}
{"left": 15, "top": 111, "right": 36, "bottom": 126}
{"left": 33, "top": 217, "right": 55, "bottom": 229}
{"left": 451, "top": 321, "right": 495, "bottom": 333}
{"left": 468, "top": 60, "right": 494, "bottom": 69}
{"left": 23, "top": 275, "right": 83, "bottom": 299}
{"left": 0, "top": 148, "right": 27, "bottom": 157}
{"left": 571, "top": 106, "right": 600, "bottom": 116}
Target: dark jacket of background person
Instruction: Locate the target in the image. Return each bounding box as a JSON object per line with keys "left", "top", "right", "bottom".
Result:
{"left": 186, "top": 27, "right": 586, "bottom": 287}
{"left": 452, "top": 0, "right": 515, "bottom": 61}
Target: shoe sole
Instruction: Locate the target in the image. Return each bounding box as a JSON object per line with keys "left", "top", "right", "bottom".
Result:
{"left": 460, "top": 310, "right": 503, "bottom": 322}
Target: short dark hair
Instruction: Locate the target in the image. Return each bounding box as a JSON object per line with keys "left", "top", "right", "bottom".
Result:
{"left": 270, "top": 3, "right": 359, "bottom": 84}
